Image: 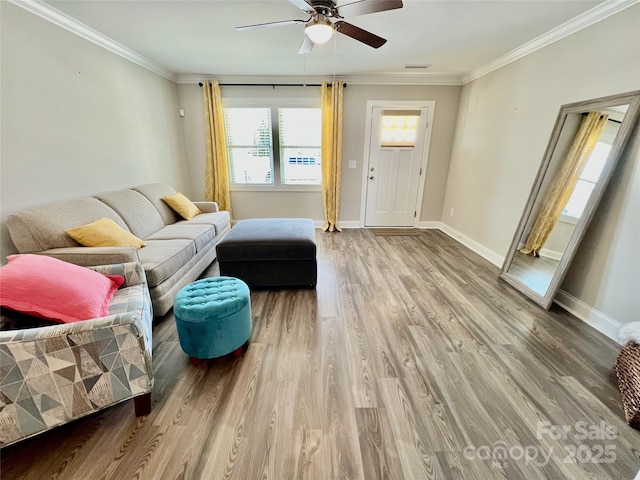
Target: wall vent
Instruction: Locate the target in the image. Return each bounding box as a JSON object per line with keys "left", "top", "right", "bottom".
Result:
{"left": 404, "top": 64, "right": 430, "bottom": 70}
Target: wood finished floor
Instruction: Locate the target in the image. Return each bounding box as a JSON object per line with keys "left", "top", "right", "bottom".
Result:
{"left": 2, "top": 229, "right": 638, "bottom": 479}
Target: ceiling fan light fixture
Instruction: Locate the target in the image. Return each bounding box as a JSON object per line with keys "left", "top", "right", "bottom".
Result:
{"left": 305, "top": 15, "right": 334, "bottom": 44}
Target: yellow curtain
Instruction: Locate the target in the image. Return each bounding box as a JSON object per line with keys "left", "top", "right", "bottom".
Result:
{"left": 203, "top": 80, "right": 232, "bottom": 215}
{"left": 321, "top": 81, "right": 344, "bottom": 232}
{"left": 520, "top": 111, "right": 608, "bottom": 256}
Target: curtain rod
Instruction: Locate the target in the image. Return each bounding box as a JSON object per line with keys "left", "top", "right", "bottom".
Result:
{"left": 581, "top": 111, "right": 621, "bottom": 124}
{"left": 198, "top": 82, "right": 347, "bottom": 88}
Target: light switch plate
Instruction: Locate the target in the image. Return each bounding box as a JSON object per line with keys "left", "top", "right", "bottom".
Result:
{"left": 348, "top": 160, "right": 357, "bottom": 169}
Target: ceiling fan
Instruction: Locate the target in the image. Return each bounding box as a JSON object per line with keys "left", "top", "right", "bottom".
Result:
{"left": 235, "top": 0, "right": 403, "bottom": 54}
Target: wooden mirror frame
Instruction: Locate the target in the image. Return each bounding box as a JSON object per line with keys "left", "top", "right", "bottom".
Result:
{"left": 500, "top": 90, "right": 640, "bottom": 309}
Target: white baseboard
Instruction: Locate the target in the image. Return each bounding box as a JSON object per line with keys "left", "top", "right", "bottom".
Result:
{"left": 539, "top": 247, "right": 563, "bottom": 261}
{"left": 425, "top": 224, "right": 622, "bottom": 345}
{"left": 438, "top": 223, "right": 504, "bottom": 268}
{"left": 336, "top": 221, "right": 361, "bottom": 229}
{"left": 334, "top": 221, "right": 437, "bottom": 229}
{"left": 417, "top": 221, "right": 442, "bottom": 229}
{"left": 313, "top": 220, "right": 362, "bottom": 229}
{"left": 554, "top": 290, "right": 622, "bottom": 344}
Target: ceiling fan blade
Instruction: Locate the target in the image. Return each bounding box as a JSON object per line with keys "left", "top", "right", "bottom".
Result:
{"left": 235, "top": 19, "right": 306, "bottom": 31}
{"left": 337, "top": 0, "right": 403, "bottom": 18}
{"left": 289, "top": 0, "right": 315, "bottom": 13}
{"left": 335, "top": 21, "right": 387, "bottom": 48}
{"left": 298, "top": 35, "right": 315, "bottom": 54}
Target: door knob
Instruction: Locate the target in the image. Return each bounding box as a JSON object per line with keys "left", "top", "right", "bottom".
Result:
{"left": 370, "top": 167, "right": 375, "bottom": 172}
{"left": 369, "top": 176, "right": 374, "bottom": 180}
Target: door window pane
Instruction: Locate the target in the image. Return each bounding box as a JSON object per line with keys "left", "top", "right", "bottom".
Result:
{"left": 380, "top": 111, "right": 420, "bottom": 147}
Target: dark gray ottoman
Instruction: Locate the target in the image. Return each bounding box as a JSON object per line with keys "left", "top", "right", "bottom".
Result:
{"left": 216, "top": 218, "right": 317, "bottom": 288}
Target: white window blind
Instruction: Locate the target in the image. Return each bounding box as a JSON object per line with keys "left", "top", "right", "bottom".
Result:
{"left": 278, "top": 108, "right": 322, "bottom": 185}
{"left": 224, "top": 108, "right": 274, "bottom": 185}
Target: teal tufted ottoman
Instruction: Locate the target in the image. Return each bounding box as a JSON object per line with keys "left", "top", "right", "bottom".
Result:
{"left": 174, "top": 277, "right": 252, "bottom": 364}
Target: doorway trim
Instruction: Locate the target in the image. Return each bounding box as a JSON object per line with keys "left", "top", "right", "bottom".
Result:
{"left": 359, "top": 100, "right": 436, "bottom": 228}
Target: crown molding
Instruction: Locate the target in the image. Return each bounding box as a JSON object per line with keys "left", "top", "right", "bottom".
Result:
{"left": 339, "top": 73, "right": 463, "bottom": 86}
{"left": 462, "top": 0, "right": 640, "bottom": 84}
{"left": 8, "top": 0, "right": 178, "bottom": 82}
{"left": 176, "top": 73, "right": 464, "bottom": 86}
{"left": 12, "top": 0, "right": 632, "bottom": 88}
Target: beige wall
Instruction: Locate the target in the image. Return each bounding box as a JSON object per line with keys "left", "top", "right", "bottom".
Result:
{"left": 177, "top": 83, "right": 460, "bottom": 223}
{"left": 0, "top": 3, "right": 190, "bottom": 258}
{"left": 177, "top": 84, "right": 325, "bottom": 220}
{"left": 442, "top": 5, "right": 640, "bottom": 325}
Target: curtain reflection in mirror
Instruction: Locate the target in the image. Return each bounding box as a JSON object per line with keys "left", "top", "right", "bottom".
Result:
{"left": 520, "top": 111, "right": 608, "bottom": 256}
{"left": 500, "top": 90, "right": 639, "bottom": 309}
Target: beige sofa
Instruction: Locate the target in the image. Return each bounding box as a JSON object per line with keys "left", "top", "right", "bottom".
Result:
{"left": 6, "top": 183, "right": 230, "bottom": 316}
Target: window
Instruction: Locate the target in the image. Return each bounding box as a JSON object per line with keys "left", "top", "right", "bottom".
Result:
{"left": 224, "top": 101, "right": 322, "bottom": 189}
{"left": 224, "top": 108, "right": 273, "bottom": 184}
{"left": 562, "top": 141, "right": 611, "bottom": 220}
{"left": 279, "top": 108, "right": 322, "bottom": 185}
{"left": 380, "top": 110, "right": 420, "bottom": 147}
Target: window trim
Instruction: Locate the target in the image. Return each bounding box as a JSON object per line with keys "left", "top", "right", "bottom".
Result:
{"left": 223, "top": 98, "right": 322, "bottom": 192}
{"left": 559, "top": 213, "right": 579, "bottom": 225}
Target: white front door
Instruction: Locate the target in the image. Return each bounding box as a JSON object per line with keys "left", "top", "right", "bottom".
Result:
{"left": 364, "top": 106, "right": 430, "bottom": 227}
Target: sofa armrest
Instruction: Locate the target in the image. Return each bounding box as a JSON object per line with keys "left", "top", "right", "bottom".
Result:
{"left": 0, "top": 278, "right": 153, "bottom": 380}
{"left": 38, "top": 246, "right": 139, "bottom": 266}
{"left": 0, "top": 311, "right": 153, "bottom": 446}
{"left": 88, "top": 262, "right": 147, "bottom": 288}
{"left": 193, "top": 201, "right": 219, "bottom": 213}
{"left": 0, "top": 310, "right": 147, "bottom": 347}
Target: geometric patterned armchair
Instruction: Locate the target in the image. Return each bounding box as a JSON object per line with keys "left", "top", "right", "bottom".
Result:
{"left": 0, "top": 262, "right": 153, "bottom": 446}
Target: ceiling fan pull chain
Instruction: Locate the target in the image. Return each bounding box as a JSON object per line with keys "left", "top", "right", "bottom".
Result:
{"left": 332, "top": 31, "right": 337, "bottom": 83}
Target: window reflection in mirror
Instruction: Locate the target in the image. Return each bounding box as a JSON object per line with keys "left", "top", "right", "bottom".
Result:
{"left": 562, "top": 108, "right": 625, "bottom": 220}
{"left": 509, "top": 107, "right": 626, "bottom": 296}
{"left": 499, "top": 90, "right": 639, "bottom": 309}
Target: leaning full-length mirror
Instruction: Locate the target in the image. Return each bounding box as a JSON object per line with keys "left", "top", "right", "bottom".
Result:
{"left": 500, "top": 90, "right": 640, "bottom": 309}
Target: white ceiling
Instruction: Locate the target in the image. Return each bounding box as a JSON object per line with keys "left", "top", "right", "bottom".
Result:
{"left": 41, "top": 0, "right": 610, "bottom": 82}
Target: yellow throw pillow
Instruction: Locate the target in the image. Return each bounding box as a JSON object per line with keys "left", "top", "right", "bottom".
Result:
{"left": 161, "top": 192, "right": 201, "bottom": 220}
{"left": 66, "top": 217, "right": 146, "bottom": 249}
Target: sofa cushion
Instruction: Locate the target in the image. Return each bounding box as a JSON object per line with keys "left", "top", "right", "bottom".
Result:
{"left": 108, "top": 284, "right": 146, "bottom": 316}
{"left": 146, "top": 224, "right": 214, "bottom": 253}
{"left": 0, "top": 254, "right": 124, "bottom": 323}
{"left": 66, "top": 217, "right": 147, "bottom": 249}
{"left": 7, "top": 197, "right": 127, "bottom": 253}
{"left": 95, "top": 190, "right": 165, "bottom": 239}
{"left": 179, "top": 211, "right": 231, "bottom": 236}
{"left": 133, "top": 183, "right": 181, "bottom": 225}
{"left": 137, "top": 239, "right": 195, "bottom": 287}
